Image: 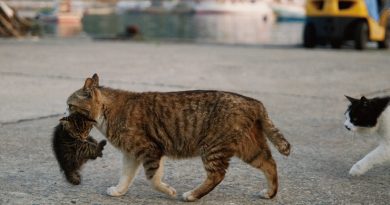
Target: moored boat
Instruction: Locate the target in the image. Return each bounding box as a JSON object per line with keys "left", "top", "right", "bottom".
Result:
{"left": 269, "top": 0, "right": 305, "bottom": 21}
{"left": 192, "top": 0, "right": 274, "bottom": 15}
{"left": 36, "top": 0, "right": 82, "bottom": 23}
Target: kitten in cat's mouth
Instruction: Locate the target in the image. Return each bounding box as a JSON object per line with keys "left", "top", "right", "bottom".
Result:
{"left": 52, "top": 113, "right": 106, "bottom": 185}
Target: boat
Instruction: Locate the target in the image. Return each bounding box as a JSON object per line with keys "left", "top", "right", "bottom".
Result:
{"left": 268, "top": 0, "right": 305, "bottom": 21}
{"left": 116, "top": 0, "right": 274, "bottom": 19}
{"left": 36, "top": 0, "right": 82, "bottom": 23}
{"left": 83, "top": 2, "right": 116, "bottom": 15}
{"left": 116, "top": 0, "right": 151, "bottom": 13}
{"left": 116, "top": 0, "right": 180, "bottom": 14}
{"left": 192, "top": 0, "right": 273, "bottom": 15}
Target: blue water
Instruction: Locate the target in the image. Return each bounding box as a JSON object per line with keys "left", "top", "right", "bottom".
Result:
{"left": 42, "top": 13, "right": 303, "bottom": 46}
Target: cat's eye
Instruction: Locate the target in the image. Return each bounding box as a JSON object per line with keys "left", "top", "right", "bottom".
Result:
{"left": 84, "top": 91, "right": 92, "bottom": 98}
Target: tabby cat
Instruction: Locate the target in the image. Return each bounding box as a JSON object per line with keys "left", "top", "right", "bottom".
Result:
{"left": 52, "top": 113, "right": 107, "bottom": 185}
{"left": 67, "top": 74, "right": 290, "bottom": 201}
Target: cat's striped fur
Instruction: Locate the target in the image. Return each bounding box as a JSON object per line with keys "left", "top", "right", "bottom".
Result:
{"left": 52, "top": 113, "right": 107, "bottom": 185}
{"left": 67, "top": 74, "right": 290, "bottom": 201}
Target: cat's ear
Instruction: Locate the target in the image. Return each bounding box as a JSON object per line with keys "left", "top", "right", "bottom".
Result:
{"left": 373, "top": 98, "right": 389, "bottom": 112}
{"left": 92, "top": 73, "right": 99, "bottom": 87}
{"left": 83, "top": 74, "right": 99, "bottom": 91}
{"left": 360, "top": 96, "right": 369, "bottom": 106}
{"left": 83, "top": 78, "right": 94, "bottom": 91}
{"left": 345, "top": 95, "right": 358, "bottom": 103}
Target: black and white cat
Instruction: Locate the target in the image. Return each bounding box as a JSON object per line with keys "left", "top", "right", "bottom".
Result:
{"left": 344, "top": 95, "right": 390, "bottom": 176}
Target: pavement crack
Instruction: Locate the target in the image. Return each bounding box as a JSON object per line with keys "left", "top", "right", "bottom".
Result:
{"left": 0, "top": 71, "right": 85, "bottom": 82}
{"left": 0, "top": 113, "right": 63, "bottom": 126}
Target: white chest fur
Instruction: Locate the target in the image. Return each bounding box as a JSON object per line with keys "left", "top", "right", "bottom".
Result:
{"left": 95, "top": 115, "right": 108, "bottom": 137}
{"left": 377, "top": 107, "right": 390, "bottom": 140}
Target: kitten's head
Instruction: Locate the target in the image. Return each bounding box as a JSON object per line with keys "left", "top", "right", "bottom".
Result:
{"left": 60, "top": 113, "right": 95, "bottom": 140}
{"left": 344, "top": 95, "right": 389, "bottom": 133}
{"left": 67, "top": 73, "right": 103, "bottom": 121}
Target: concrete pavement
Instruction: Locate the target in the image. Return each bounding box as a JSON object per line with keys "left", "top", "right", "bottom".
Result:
{"left": 0, "top": 38, "right": 389, "bottom": 204}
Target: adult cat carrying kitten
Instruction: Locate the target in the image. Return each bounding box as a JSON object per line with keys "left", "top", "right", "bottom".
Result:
{"left": 67, "top": 74, "right": 291, "bottom": 201}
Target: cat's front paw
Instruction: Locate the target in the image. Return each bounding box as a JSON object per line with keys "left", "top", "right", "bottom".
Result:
{"left": 163, "top": 184, "right": 177, "bottom": 198}
{"left": 167, "top": 187, "right": 177, "bottom": 198}
{"left": 107, "top": 186, "right": 127, "bottom": 197}
{"left": 182, "top": 191, "right": 198, "bottom": 202}
{"left": 349, "top": 164, "right": 367, "bottom": 176}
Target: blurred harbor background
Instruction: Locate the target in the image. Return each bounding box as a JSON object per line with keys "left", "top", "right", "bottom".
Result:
{"left": 2, "top": 0, "right": 305, "bottom": 45}
{"left": 2, "top": 1, "right": 390, "bottom": 204}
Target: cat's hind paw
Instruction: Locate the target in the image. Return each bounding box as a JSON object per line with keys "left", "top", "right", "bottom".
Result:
{"left": 107, "top": 186, "right": 126, "bottom": 197}
{"left": 259, "top": 189, "right": 271, "bottom": 199}
{"left": 182, "top": 191, "right": 198, "bottom": 202}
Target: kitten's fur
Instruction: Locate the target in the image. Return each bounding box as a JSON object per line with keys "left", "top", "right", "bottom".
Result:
{"left": 67, "top": 74, "right": 290, "bottom": 201}
{"left": 52, "top": 113, "right": 107, "bottom": 185}
{"left": 344, "top": 95, "right": 390, "bottom": 176}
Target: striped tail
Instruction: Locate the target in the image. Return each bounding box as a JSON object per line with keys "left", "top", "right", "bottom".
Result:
{"left": 257, "top": 109, "right": 291, "bottom": 156}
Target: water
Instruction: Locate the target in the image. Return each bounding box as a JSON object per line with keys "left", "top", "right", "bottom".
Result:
{"left": 41, "top": 13, "right": 303, "bottom": 46}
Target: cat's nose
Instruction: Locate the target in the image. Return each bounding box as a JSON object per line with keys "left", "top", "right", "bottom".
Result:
{"left": 345, "top": 125, "right": 351, "bottom": 131}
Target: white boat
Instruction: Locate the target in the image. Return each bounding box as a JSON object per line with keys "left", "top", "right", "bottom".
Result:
{"left": 116, "top": 0, "right": 181, "bottom": 14}
{"left": 116, "top": 0, "right": 151, "bottom": 13}
{"left": 269, "top": 0, "right": 305, "bottom": 21}
{"left": 191, "top": 0, "right": 274, "bottom": 15}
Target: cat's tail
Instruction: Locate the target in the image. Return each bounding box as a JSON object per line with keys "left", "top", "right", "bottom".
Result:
{"left": 257, "top": 107, "right": 291, "bottom": 156}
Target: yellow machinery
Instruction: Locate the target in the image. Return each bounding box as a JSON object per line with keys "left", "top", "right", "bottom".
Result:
{"left": 303, "top": 0, "right": 390, "bottom": 49}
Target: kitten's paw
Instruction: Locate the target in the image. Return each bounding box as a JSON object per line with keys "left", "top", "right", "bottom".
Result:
{"left": 182, "top": 191, "right": 198, "bottom": 202}
{"left": 259, "top": 189, "right": 271, "bottom": 199}
{"left": 66, "top": 172, "right": 81, "bottom": 185}
{"left": 97, "top": 150, "right": 103, "bottom": 158}
{"left": 349, "top": 164, "right": 366, "bottom": 176}
{"left": 100, "top": 140, "right": 107, "bottom": 147}
{"left": 106, "top": 186, "right": 126, "bottom": 197}
{"left": 278, "top": 141, "right": 291, "bottom": 156}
